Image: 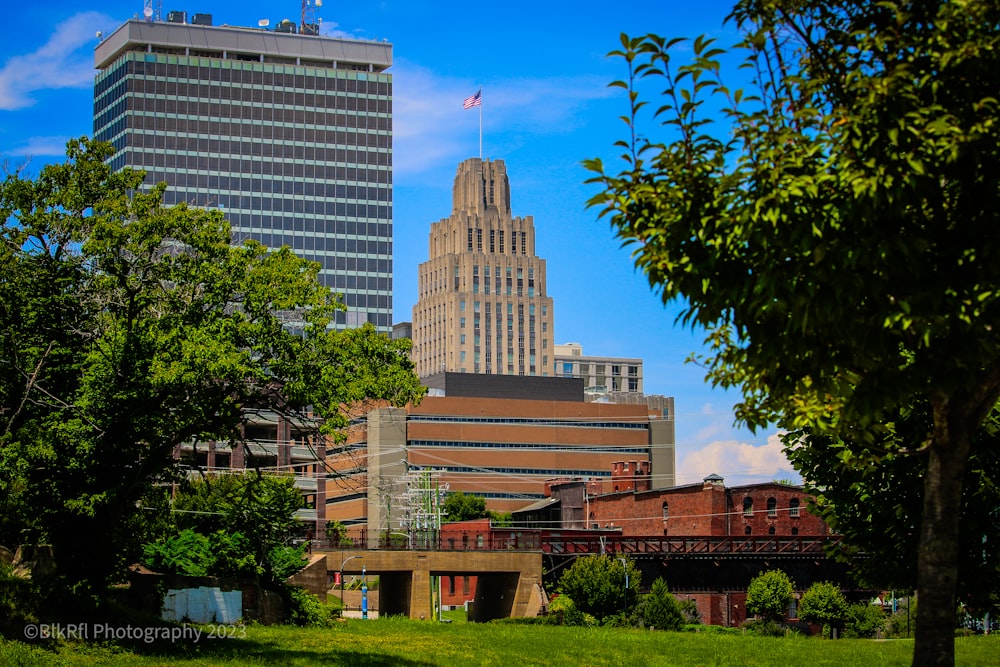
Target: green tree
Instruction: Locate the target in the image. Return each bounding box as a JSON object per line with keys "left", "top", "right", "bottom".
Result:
{"left": 442, "top": 491, "right": 489, "bottom": 522}
{"left": 585, "top": 2, "right": 1000, "bottom": 664}
{"left": 746, "top": 570, "right": 794, "bottom": 624}
{"left": 0, "top": 139, "right": 425, "bottom": 608}
{"left": 639, "top": 577, "right": 684, "bottom": 631}
{"left": 141, "top": 529, "right": 216, "bottom": 577}
{"left": 154, "top": 473, "right": 307, "bottom": 581}
{"left": 845, "top": 602, "right": 887, "bottom": 639}
{"left": 800, "top": 581, "right": 850, "bottom": 637}
{"left": 787, "top": 405, "right": 1000, "bottom": 615}
{"left": 557, "top": 555, "right": 641, "bottom": 623}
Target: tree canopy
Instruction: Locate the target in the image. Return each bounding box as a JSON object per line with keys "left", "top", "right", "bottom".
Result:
{"left": 557, "top": 555, "right": 641, "bottom": 623}
{"left": 585, "top": 2, "right": 1000, "bottom": 664}
{"left": 0, "top": 139, "right": 425, "bottom": 607}
{"left": 442, "top": 491, "right": 489, "bottom": 522}
{"left": 799, "top": 581, "right": 850, "bottom": 637}
{"left": 746, "top": 570, "right": 795, "bottom": 624}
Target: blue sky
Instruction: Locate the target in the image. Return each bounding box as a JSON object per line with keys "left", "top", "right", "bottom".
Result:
{"left": 0, "top": 0, "right": 798, "bottom": 486}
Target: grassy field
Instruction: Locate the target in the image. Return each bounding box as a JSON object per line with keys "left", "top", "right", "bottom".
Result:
{"left": 1, "top": 618, "right": 996, "bottom": 666}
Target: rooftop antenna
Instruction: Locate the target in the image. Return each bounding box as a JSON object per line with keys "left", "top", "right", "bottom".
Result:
{"left": 300, "top": 0, "right": 322, "bottom": 35}
{"left": 142, "top": 0, "right": 153, "bottom": 21}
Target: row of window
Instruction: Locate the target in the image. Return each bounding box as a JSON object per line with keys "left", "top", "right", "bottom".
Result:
{"left": 123, "top": 55, "right": 392, "bottom": 90}
{"left": 468, "top": 228, "right": 528, "bottom": 255}
{"left": 121, "top": 96, "right": 392, "bottom": 134}
{"left": 141, "top": 169, "right": 389, "bottom": 198}
{"left": 407, "top": 415, "right": 650, "bottom": 429}
{"left": 123, "top": 121, "right": 389, "bottom": 151}
{"left": 122, "top": 74, "right": 390, "bottom": 107}
{"left": 410, "top": 440, "right": 648, "bottom": 454}
{"left": 741, "top": 497, "right": 801, "bottom": 517}
{"left": 408, "top": 464, "right": 612, "bottom": 478}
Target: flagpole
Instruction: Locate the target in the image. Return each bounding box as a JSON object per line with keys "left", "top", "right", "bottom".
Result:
{"left": 479, "top": 88, "right": 483, "bottom": 159}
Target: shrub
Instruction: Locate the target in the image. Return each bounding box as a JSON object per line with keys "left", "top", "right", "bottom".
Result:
{"left": 557, "top": 555, "right": 641, "bottom": 623}
{"left": 286, "top": 586, "right": 334, "bottom": 627}
{"left": 845, "top": 602, "right": 887, "bottom": 638}
{"left": 639, "top": 578, "right": 684, "bottom": 631}
{"left": 142, "top": 529, "right": 214, "bottom": 576}
{"left": 746, "top": 570, "right": 795, "bottom": 623}
{"left": 799, "top": 582, "right": 849, "bottom": 637}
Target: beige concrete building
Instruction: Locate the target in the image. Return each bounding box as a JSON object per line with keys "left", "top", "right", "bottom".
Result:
{"left": 554, "top": 342, "right": 674, "bottom": 420}
{"left": 411, "top": 158, "right": 554, "bottom": 377}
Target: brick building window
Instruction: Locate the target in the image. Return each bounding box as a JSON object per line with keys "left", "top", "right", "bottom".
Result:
{"left": 662, "top": 502, "right": 669, "bottom": 521}
{"left": 768, "top": 526, "right": 776, "bottom": 535}
{"left": 745, "top": 526, "right": 752, "bottom": 535}
{"left": 789, "top": 498, "right": 800, "bottom": 517}
{"left": 767, "top": 497, "right": 777, "bottom": 517}
{"left": 743, "top": 497, "right": 753, "bottom": 516}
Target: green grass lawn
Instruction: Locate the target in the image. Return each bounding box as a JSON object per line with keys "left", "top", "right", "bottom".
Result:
{"left": 2, "top": 618, "right": 996, "bottom": 666}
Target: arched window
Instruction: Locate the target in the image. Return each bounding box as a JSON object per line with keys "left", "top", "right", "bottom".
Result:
{"left": 767, "top": 497, "right": 777, "bottom": 517}
{"left": 745, "top": 526, "right": 752, "bottom": 535}
{"left": 768, "top": 526, "right": 776, "bottom": 535}
{"left": 791, "top": 527, "right": 799, "bottom": 536}
{"left": 662, "top": 502, "right": 669, "bottom": 521}
{"left": 789, "top": 498, "right": 800, "bottom": 518}
{"left": 743, "top": 497, "right": 753, "bottom": 516}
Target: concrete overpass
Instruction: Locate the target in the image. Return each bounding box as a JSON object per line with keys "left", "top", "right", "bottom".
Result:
{"left": 319, "top": 549, "right": 544, "bottom": 622}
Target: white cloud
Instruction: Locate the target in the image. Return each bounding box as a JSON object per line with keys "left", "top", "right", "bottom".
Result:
{"left": 677, "top": 432, "right": 800, "bottom": 487}
{"left": 391, "top": 60, "right": 613, "bottom": 179}
{"left": 0, "top": 12, "right": 113, "bottom": 111}
{"left": 5, "top": 135, "right": 74, "bottom": 160}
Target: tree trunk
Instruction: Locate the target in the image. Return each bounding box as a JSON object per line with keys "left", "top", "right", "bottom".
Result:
{"left": 912, "top": 423, "right": 972, "bottom": 667}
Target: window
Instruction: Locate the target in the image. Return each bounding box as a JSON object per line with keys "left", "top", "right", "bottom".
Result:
{"left": 662, "top": 502, "right": 669, "bottom": 521}
{"left": 789, "top": 498, "right": 800, "bottom": 518}
{"left": 767, "top": 497, "right": 777, "bottom": 517}
{"left": 745, "top": 526, "right": 752, "bottom": 535}
{"left": 743, "top": 497, "right": 753, "bottom": 516}
{"left": 768, "top": 526, "right": 776, "bottom": 535}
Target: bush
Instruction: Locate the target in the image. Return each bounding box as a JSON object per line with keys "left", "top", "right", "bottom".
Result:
{"left": 678, "top": 598, "right": 700, "bottom": 624}
{"left": 557, "top": 555, "right": 641, "bottom": 623}
{"left": 743, "top": 618, "right": 786, "bottom": 636}
{"left": 799, "top": 582, "right": 849, "bottom": 637}
{"left": 845, "top": 602, "right": 886, "bottom": 638}
{"left": 286, "top": 587, "right": 335, "bottom": 627}
{"left": 886, "top": 598, "right": 917, "bottom": 638}
{"left": 268, "top": 543, "right": 308, "bottom": 580}
{"left": 142, "top": 529, "right": 214, "bottom": 576}
{"left": 746, "top": 570, "right": 795, "bottom": 623}
{"left": 639, "top": 578, "right": 684, "bottom": 631}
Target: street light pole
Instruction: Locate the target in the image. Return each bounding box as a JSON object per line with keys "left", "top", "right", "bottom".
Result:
{"left": 340, "top": 555, "right": 362, "bottom": 613}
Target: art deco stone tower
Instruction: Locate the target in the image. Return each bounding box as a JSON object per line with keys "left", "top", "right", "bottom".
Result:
{"left": 412, "top": 158, "right": 554, "bottom": 377}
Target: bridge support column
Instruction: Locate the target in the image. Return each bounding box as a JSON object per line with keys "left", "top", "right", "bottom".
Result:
{"left": 408, "top": 555, "right": 433, "bottom": 620}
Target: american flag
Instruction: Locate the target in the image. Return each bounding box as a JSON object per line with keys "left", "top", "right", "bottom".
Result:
{"left": 463, "top": 90, "right": 482, "bottom": 109}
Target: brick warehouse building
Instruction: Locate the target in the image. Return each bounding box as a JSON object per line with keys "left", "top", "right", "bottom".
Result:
{"left": 586, "top": 470, "right": 828, "bottom": 538}
{"left": 431, "top": 470, "right": 847, "bottom": 625}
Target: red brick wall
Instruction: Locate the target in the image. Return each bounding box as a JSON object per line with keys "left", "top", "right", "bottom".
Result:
{"left": 588, "top": 482, "right": 827, "bottom": 537}
{"left": 726, "top": 485, "right": 827, "bottom": 537}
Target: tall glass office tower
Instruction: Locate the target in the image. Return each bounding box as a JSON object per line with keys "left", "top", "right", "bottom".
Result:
{"left": 94, "top": 17, "right": 394, "bottom": 330}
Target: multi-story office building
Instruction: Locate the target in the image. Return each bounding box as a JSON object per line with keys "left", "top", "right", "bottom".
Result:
{"left": 322, "top": 373, "right": 676, "bottom": 540}
{"left": 554, "top": 342, "right": 673, "bottom": 417}
{"left": 93, "top": 15, "right": 394, "bottom": 330}
{"left": 411, "top": 158, "right": 555, "bottom": 377}
{"left": 554, "top": 342, "right": 644, "bottom": 395}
